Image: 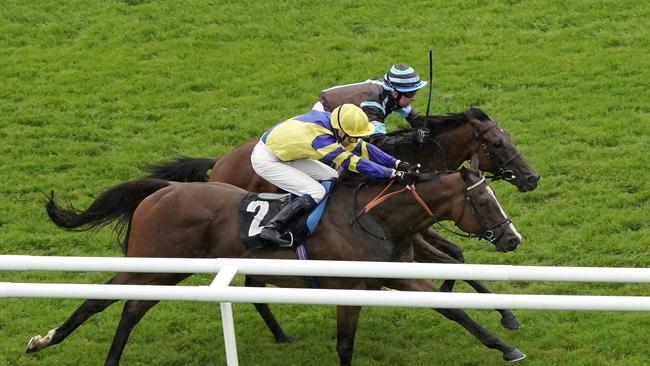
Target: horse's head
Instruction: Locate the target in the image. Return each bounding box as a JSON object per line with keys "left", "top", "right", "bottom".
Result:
{"left": 451, "top": 167, "right": 522, "bottom": 252}
{"left": 464, "top": 108, "right": 540, "bottom": 192}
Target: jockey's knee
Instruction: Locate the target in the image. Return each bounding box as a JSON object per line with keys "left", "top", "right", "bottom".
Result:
{"left": 306, "top": 186, "right": 327, "bottom": 203}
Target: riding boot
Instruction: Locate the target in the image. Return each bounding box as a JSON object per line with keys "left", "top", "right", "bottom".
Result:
{"left": 260, "top": 194, "right": 317, "bottom": 247}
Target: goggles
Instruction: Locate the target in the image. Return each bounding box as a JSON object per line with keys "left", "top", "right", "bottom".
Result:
{"left": 401, "top": 91, "right": 417, "bottom": 98}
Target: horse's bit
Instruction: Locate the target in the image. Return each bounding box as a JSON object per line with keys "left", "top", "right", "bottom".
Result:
{"left": 435, "top": 174, "right": 512, "bottom": 242}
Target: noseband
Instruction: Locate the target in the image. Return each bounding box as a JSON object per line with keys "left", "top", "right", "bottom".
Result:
{"left": 474, "top": 123, "right": 522, "bottom": 182}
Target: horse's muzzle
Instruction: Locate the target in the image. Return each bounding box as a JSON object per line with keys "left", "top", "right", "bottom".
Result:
{"left": 495, "top": 234, "right": 521, "bottom": 252}
{"left": 517, "top": 173, "right": 540, "bottom": 192}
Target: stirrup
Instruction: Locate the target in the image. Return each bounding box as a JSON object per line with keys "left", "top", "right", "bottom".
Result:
{"left": 260, "top": 228, "right": 294, "bottom": 247}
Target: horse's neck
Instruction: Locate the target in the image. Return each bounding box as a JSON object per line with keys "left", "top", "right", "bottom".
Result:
{"left": 335, "top": 175, "right": 461, "bottom": 238}
{"left": 429, "top": 122, "right": 478, "bottom": 170}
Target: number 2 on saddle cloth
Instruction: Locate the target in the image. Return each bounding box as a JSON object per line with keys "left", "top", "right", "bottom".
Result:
{"left": 238, "top": 181, "right": 334, "bottom": 288}
{"left": 239, "top": 180, "right": 334, "bottom": 251}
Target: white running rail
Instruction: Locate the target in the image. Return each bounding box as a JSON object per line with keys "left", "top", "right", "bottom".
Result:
{"left": 2, "top": 255, "right": 650, "bottom": 365}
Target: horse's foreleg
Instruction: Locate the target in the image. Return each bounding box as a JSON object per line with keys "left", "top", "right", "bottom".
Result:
{"left": 102, "top": 272, "right": 189, "bottom": 366}
{"left": 436, "top": 307, "right": 524, "bottom": 361}
{"left": 336, "top": 305, "right": 362, "bottom": 366}
{"left": 104, "top": 300, "right": 159, "bottom": 366}
{"left": 412, "top": 233, "right": 460, "bottom": 292}
{"left": 420, "top": 228, "right": 465, "bottom": 262}
{"left": 387, "top": 279, "right": 525, "bottom": 362}
{"left": 462, "top": 279, "right": 520, "bottom": 330}
{"left": 245, "top": 276, "right": 295, "bottom": 343}
{"left": 414, "top": 232, "right": 520, "bottom": 330}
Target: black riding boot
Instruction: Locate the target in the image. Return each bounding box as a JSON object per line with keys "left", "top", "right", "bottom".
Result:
{"left": 260, "top": 194, "right": 317, "bottom": 247}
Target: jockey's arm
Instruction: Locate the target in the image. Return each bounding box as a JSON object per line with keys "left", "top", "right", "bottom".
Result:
{"left": 316, "top": 137, "right": 395, "bottom": 178}
{"left": 405, "top": 110, "right": 427, "bottom": 128}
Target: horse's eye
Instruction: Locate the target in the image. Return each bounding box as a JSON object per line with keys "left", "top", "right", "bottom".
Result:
{"left": 478, "top": 199, "right": 489, "bottom": 207}
{"left": 493, "top": 140, "right": 503, "bottom": 148}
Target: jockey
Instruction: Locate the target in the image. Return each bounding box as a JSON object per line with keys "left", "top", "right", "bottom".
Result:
{"left": 313, "top": 64, "right": 430, "bottom": 145}
{"left": 251, "top": 103, "right": 414, "bottom": 247}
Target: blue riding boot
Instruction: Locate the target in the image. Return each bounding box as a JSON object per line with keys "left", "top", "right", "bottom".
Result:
{"left": 260, "top": 194, "right": 317, "bottom": 247}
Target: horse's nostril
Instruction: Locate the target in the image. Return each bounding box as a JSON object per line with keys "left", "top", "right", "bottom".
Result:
{"left": 509, "top": 237, "right": 520, "bottom": 248}
{"left": 528, "top": 175, "right": 540, "bottom": 184}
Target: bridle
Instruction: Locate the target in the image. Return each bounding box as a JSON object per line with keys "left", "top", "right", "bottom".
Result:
{"left": 444, "top": 175, "right": 513, "bottom": 243}
{"left": 472, "top": 122, "right": 522, "bottom": 182}
{"left": 350, "top": 171, "right": 512, "bottom": 242}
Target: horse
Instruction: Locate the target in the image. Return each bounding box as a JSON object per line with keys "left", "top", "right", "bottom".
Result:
{"left": 147, "top": 108, "right": 539, "bottom": 192}
{"left": 145, "top": 107, "right": 539, "bottom": 329}
{"left": 27, "top": 168, "right": 525, "bottom": 365}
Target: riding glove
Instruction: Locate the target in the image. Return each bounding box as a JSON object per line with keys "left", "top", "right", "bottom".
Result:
{"left": 410, "top": 127, "right": 430, "bottom": 145}
{"left": 395, "top": 160, "right": 411, "bottom": 171}
{"left": 392, "top": 170, "right": 418, "bottom": 186}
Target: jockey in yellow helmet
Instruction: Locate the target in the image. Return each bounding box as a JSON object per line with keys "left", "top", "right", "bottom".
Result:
{"left": 251, "top": 103, "right": 413, "bottom": 246}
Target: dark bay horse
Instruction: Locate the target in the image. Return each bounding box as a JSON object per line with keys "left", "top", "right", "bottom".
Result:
{"left": 146, "top": 107, "right": 539, "bottom": 328}
{"left": 28, "top": 168, "right": 524, "bottom": 365}
{"left": 148, "top": 108, "right": 539, "bottom": 193}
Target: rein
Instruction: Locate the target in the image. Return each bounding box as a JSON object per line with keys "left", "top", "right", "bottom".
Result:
{"left": 361, "top": 179, "right": 434, "bottom": 217}
{"left": 350, "top": 174, "right": 438, "bottom": 239}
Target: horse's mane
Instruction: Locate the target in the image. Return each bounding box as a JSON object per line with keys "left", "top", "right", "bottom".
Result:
{"left": 385, "top": 107, "right": 490, "bottom": 138}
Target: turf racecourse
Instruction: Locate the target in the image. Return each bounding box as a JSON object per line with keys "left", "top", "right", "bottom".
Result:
{"left": 1, "top": 1, "right": 649, "bottom": 365}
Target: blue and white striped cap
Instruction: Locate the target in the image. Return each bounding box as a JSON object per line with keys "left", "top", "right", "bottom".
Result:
{"left": 383, "top": 64, "right": 428, "bottom": 93}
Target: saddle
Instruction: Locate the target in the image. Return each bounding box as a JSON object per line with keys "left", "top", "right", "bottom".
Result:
{"left": 238, "top": 181, "right": 334, "bottom": 250}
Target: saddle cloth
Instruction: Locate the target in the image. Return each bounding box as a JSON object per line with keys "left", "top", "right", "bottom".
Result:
{"left": 238, "top": 181, "right": 334, "bottom": 250}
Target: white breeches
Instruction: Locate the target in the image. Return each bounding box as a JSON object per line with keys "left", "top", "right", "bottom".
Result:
{"left": 250, "top": 140, "right": 338, "bottom": 202}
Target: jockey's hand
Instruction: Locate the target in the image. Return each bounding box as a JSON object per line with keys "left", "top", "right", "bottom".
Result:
{"left": 395, "top": 160, "right": 411, "bottom": 171}
{"left": 393, "top": 170, "right": 418, "bottom": 186}
{"left": 410, "top": 127, "right": 430, "bottom": 145}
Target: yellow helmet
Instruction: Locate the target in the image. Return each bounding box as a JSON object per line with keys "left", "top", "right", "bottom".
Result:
{"left": 331, "top": 104, "right": 374, "bottom": 137}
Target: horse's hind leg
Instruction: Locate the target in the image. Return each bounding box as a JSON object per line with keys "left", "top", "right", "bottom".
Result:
{"left": 27, "top": 298, "right": 118, "bottom": 353}
{"left": 386, "top": 279, "right": 525, "bottom": 362}
{"left": 336, "top": 305, "right": 362, "bottom": 366}
{"left": 245, "top": 276, "right": 295, "bottom": 343}
{"left": 26, "top": 277, "right": 122, "bottom": 353}
{"left": 414, "top": 232, "right": 520, "bottom": 330}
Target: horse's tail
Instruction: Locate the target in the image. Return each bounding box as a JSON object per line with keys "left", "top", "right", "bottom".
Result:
{"left": 46, "top": 178, "right": 171, "bottom": 253}
{"left": 145, "top": 156, "right": 217, "bottom": 182}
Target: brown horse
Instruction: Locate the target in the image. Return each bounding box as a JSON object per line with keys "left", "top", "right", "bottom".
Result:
{"left": 146, "top": 107, "right": 539, "bottom": 329}
{"left": 28, "top": 168, "right": 524, "bottom": 365}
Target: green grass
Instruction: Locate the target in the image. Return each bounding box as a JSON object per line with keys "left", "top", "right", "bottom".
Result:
{"left": 1, "top": 0, "right": 649, "bottom": 365}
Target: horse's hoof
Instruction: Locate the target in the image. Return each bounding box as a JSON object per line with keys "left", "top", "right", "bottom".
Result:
{"left": 504, "top": 348, "right": 526, "bottom": 362}
{"left": 26, "top": 335, "right": 45, "bottom": 353}
{"left": 26, "top": 329, "right": 56, "bottom": 353}
{"left": 500, "top": 315, "right": 520, "bottom": 330}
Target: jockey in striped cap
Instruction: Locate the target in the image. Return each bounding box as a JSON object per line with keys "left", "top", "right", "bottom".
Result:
{"left": 314, "top": 64, "right": 431, "bottom": 146}
{"left": 384, "top": 64, "right": 428, "bottom": 94}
